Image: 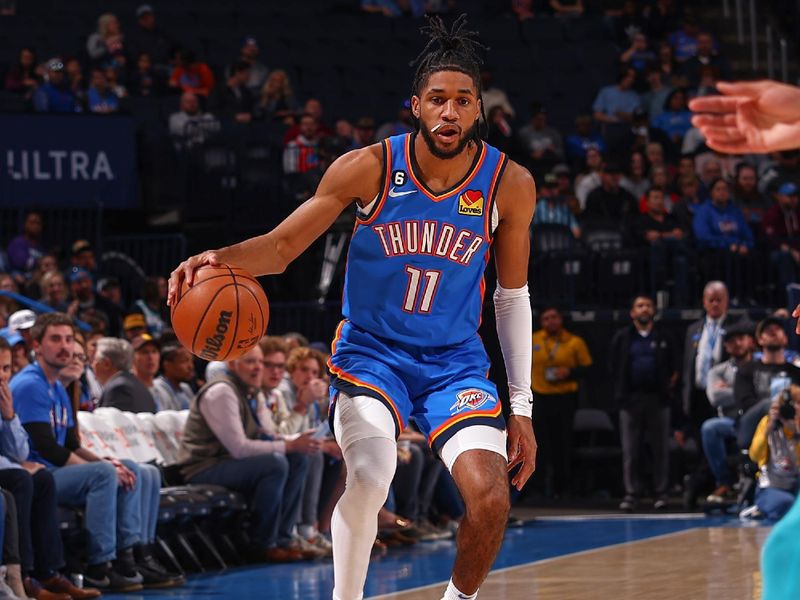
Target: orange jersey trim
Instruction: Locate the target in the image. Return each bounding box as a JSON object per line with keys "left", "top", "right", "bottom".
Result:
{"left": 428, "top": 401, "right": 503, "bottom": 446}
{"left": 484, "top": 152, "right": 506, "bottom": 241}
{"left": 404, "top": 134, "right": 487, "bottom": 202}
{"left": 357, "top": 138, "right": 392, "bottom": 225}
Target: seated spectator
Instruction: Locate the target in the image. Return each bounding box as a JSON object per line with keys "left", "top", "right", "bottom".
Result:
{"left": 64, "top": 57, "right": 87, "bottom": 109}
{"left": 619, "top": 32, "right": 655, "bottom": 80}
{"left": 68, "top": 268, "right": 122, "bottom": 337}
{"left": 698, "top": 158, "right": 723, "bottom": 200}
{"left": 254, "top": 69, "right": 297, "bottom": 122}
{"left": 126, "top": 4, "right": 174, "bottom": 69}
{"left": 0, "top": 275, "right": 19, "bottom": 327}
{"left": 654, "top": 40, "right": 686, "bottom": 88}
{"left": 763, "top": 182, "right": 800, "bottom": 291}
{"left": 735, "top": 317, "right": 800, "bottom": 450}
{"left": 485, "top": 106, "right": 514, "bottom": 154}
{"left": 351, "top": 117, "right": 377, "bottom": 150}
{"left": 620, "top": 150, "right": 650, "bottom": 199}
{"left": 130, "top": 334, "right": 161, "bottom": 409}
{"left": 6, "top": 212, "right": 43, "bottom": 280}
{"left": 94, "top": 337, "right": 156, "bottom": 413}
{"left": 32, "top": 60, "right": 79, "bottom": 114}
{"left": 376, "top": 100, "right": 414, "bottom": 141}
{"left": 11, "top": 314, "right": 152, "bottom": 591}
{"left": 152, "top": 345, "right": 195, "bottom": 411}
{"left": 235, "top": 36, "right": 269, "bottom": 94}
{"left": 86, "top": 13, "right": 126, "bottom": 68}
{"left": 70, "top": 240, "right": 97, "bottom": 275}
{"left": 612, "top": 108, "right": 673, "bottom": 160}
{"left": 480, "top": 68, "right": 515, "bottom": 119}
{"left": 283, "top": 114, "right": 320, "bottom": 175}
{"left": 645, "top": 165, "right": 679, "bottom": 211}
{"left": 63, "top": 332, "right": 97, "bottom": 413}
{"left": 257, "top": 337, "right": 292, "bottom": 437}
{"left": 693, "top": 178, "right": 754, "bottom": 253}
{"left": 733, "top": 163, "right": 770, "bottom": 226}
{"left": 168, "top": 92, "right": 220, "bottom": 151}
{"left": 552, "top": 163, "right": 578, "bottom": 213}
{"left": 748, "top": 386, "right": 800, "bottom": 521}
{"left": 583, "top": 162, "right": 638, "bottom": 225}
{"left": 22, "top": 253, "right": 58, "bottom": 301}
{"left": 176, "top": 344, "right": 321, "bottom": 562}
{"left": 702, "top": 322, "right": 755, "bottom": 505}
{"left": 564, "top": 114, "right": 606, "bottom": 169}
{"left": 168, "top": 49, "right": 214, "bottom": 97}
{"left": 3, "top": 47, "right": 39, "bottom": 96}
{"left": 651, "top": 88, "right": 693, "bottom": 147}
{"left": 517, "top": 102, "right": 563, "bottom": 180}
{"left": 667, "top": 13, "right": 704, "bottom": 63}
{"left": 131, "top": 277, "right": 168, "bottom": 338}
{"left": 673, "top": 175, "right": 704, "bottom": 236}
{"left": 592, "top": 68, "right": 640, "bottom": 126}
{"left": 640, "top": 67, "right": 673, "bottom": 121}
{"left": 282, "top": 98, "right": 334, "bottom": 143}
{"left": 8, "top": 310, "right": 35, "bottom": 352}
{"left": 684, "top": 32, "right": 731, "bottom": 88}
{"left": 127, "top": 52, "right": 164, "bottom": 97}
{"left": 39, "top": 272, "right": 69, "bottom": 313}
{"left": 532, "top": 173, "right": 581, "bottom": 239}
{"left": 104, "top": 65, "right": 127, "bottom": 99}
{"left": 97, "top": 277, "right": 125, "bottom": 317}
{"left": 210, "top": 61, "right": 254, "bottom": 124}
{"left": 87, "top": 69, "right": 119, "bottom": 114}
{"left": 574, "top": 147, "right": 604, "bottom": 210}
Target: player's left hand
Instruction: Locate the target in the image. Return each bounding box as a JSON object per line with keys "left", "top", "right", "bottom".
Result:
{"left": 507, "top": 415, "right": 536, "bottom": 491}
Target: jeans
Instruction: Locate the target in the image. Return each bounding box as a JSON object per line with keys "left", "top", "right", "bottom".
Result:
{"left": 700, "top": 417, "right": 737, "bottom": 486}
{"left": 189, "top": 452, "right": 309, "bottom": 549}
{"left": 0, "top": 489, "right": 17, "bottom": 565}
{"left": 301, "top": 452, "right": 324, "bottom": 529}
{"left": 0, "top": 468, "right": 64, "bottom": 578}
{"left": 137, "top": 464, "right": 161, "bottom": 544}
{"left": 52, "top": 460, "right": 142, "bottom": 564}
{"left": 756, "top": 485, "right": 798, "bottom": 521}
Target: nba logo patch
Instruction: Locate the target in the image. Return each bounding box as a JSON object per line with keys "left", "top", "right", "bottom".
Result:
{"left": 458, "top": 190, "right": 484, "bottom": 216}
{"left": 449, "top": 388, "right": 493, "bottom": 414}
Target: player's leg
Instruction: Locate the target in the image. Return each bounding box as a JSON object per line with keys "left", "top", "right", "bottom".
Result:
{"left": 331, "top": 392, "right": 398, "bottom": 600}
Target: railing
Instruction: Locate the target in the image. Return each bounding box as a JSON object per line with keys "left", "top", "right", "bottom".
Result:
{"left": 732, "top": 0, "right": 791, "bottom": 81}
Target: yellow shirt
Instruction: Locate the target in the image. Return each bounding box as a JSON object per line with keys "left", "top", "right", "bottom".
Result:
{"left": 532, "top": 329, "right": 592, "bottom": 395}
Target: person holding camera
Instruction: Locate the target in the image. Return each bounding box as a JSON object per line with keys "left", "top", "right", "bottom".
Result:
{"left": 747, "top": 385, "right": 800, "bottom": 521}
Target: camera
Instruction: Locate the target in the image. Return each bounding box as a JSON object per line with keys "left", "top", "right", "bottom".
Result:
{"left": 778, "top": 389, "right": 796, "bottom": 421}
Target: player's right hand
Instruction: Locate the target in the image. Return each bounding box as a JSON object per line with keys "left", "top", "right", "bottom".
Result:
{"left": 167, "top": 250, "right": 221, "bottom": 307}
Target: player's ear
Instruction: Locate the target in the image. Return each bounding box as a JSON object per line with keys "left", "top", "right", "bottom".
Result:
{"left": 411, "top": 96, "right": 420, "bottom": 119}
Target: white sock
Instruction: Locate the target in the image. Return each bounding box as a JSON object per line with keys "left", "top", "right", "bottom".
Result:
{"left": 441, "top": 579, "right": 478, "bottom": 600}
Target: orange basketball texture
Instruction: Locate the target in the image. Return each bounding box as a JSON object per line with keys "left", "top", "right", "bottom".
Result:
{"left": 171, "top": 265, "right": 269, "bottom": 361}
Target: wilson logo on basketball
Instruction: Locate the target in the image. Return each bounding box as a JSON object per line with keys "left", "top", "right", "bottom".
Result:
{"left": 199, "top": 310, "right": 233, "bottom": 360}
{"left": 449, "top": 389, "right": 493, "bottom": 414}
{"left": 457, "top": 190, "right": 484, "bottom": 216}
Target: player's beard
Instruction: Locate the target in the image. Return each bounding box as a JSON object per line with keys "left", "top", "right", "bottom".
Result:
{"left": 419, "top": 120, "right": 477, "bottom": 160}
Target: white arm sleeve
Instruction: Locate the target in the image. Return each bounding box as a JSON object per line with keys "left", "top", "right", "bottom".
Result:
{"left": 493, "top": 283, "right": 533, "bottom": 418}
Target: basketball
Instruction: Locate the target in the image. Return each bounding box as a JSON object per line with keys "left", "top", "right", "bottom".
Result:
{"left": 170, "top": 264, "right": 269, "bottom": 361}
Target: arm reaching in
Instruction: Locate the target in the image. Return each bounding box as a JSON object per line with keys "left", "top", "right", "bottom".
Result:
{"left": 689, "top": 80, "right": 800, "bottom": 154}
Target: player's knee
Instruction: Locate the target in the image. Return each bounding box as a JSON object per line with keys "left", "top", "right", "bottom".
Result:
{"left": 346, "top": 447, "right": 395, "bottom": 507}
{"left": 466, "top": 482, "right": 510, "bottom": 522}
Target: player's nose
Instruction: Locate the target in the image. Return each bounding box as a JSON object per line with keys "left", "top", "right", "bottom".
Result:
{"left": 441, "top": 99, "right": 458, "bottom": 120}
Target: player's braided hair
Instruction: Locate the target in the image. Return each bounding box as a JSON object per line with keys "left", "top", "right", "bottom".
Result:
{"left": 410, "top": 14, "right": 489, "bottom": 141}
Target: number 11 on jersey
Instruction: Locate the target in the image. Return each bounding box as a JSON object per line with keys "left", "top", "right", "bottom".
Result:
{"left": 402, "top": 266, "right": 442, "bottom": 314}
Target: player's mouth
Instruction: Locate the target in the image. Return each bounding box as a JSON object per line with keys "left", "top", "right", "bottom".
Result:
{"left": 434, "top": 124, "right": 460, "bottom": 143}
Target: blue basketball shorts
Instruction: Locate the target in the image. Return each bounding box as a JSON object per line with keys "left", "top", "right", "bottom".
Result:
{"left": 327, "top": 320, "right": 505, "bottom": 453}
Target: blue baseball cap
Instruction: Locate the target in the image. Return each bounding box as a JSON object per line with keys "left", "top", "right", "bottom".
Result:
{"left": 778, "top": 182, "right": 798, "bottom": 196}
{"left": 0, "top": 328, "right": 23, "bottom": 347}
{"left": 69, "top": 267, "right": 91, "bottom": 283}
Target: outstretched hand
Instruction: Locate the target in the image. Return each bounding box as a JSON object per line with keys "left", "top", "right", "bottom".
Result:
{"left": 689, "top": 80, "right": 800, "bottom": 154}
{"left": 167, "top": 250, "right": 222, "bottom": 307}
{"left": 507, "top": 415, "right": 537, "bottom": 491}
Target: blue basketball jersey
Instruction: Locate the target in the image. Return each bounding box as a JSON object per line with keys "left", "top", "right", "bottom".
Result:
{"left": 342, "top": 133, "right": 508, "bottom": 346}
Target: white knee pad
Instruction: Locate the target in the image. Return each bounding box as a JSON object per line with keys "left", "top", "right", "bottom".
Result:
{"left": 439, "top": 425, "right": 508, "bottom": 472}
{"left": 333, "top": 392, "right": 396, "bottom": 454}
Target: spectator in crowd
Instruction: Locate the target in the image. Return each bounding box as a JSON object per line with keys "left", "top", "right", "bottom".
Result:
{"left": 673, "top": 174, "right": 704, "bottom": 236}
{"left": 11, "top": 314, "right": 146, "bottom": 591}
{"left": 37, "top": 272, "right": 66, "bottom": 315}
{"left": 531, "top": 307, "right": 592, "bottom": 497}
{"left": 152, "top": 345, "right": 195, "bottom": 412}
{"left": 698, "top": 158, "right": 723, "bottom": 199}
{"left": 168, "top": 49, "right": 215, "bottom": 97}
{"left": 0, "top": 275, "right": 20, "bottom": 328}
{"left": 70, "top": 240, "right": 97, "bottom": 275}
{"left": 763, "top": 182, "right": 800, "bottom": 291}
{"left": 485, "top": 106, "right": 514, "bottom": 154}
{"left": 7, "top": 310, "right": 35, "bottom": 353}
{"left": 104, "top": 65, "right": 127, "bottom": 99}
{"left": 351, "top": 117, "right": 377, "bottom": 150}
{"left": 279, "top": 347, "right": 328, "bottom": 430}
{"left": 68, "top": 268, "right": 121, "bottom": 337}
{"left": 517, "top": 102, "right": 563, "bottom": 179}
{"left": 97, "top": 278, "right": 124, "bottom": 317}
{"left": 667, "top": 13, "right": 703, "bottom": 63}
{"left": 613, "top": 107, "right": 673, "bottom": 160}
{"left": 682, "top": 281, "right": 741, "bottom": 437}
{"left": 130, "top": 277, "right": 168, "bottom": 339}
{"left": 654, "top": 40, "right": 685, "bottom": 87}
{"left": 63, "top": 334, "right": 96, "bottom": 413}
{"left": 574, "top": 147, "right": 604, "bottom": 210}
{"left": 564, "top": 113, "right": 606, "bottom": 169}
{"left": 126, "top": 4, "right": 174, "bottom": 69}
{"left": 619, "top": 31, "right": 654, "bottom": 80}
{"left": 127, "top": 52, "right": 164, "bottom": 97}
{"left": 652, "top": 88, "right": 693, "bottom": 147}
{"left": 748, "top": 385, "right": 800, "bottom": 521}
{"left": 87, "top": 68, "right": 120, "bottom": 114}
{"left": 23, "top": 254, "right": 58, "bottom": 301}
{"left": 236, "top": 36, "right": 269, "bottom": 94}
{"left": 86, "top": 13, "right": 125, "bottom": 68}
{"left": 733, "top": 163, "right": 770, "bottom": 226}
{"left": 177, "top": 344, "right": 321, "bottom": 562}
{"left": 479, "top": 68, "right": 514, "bottom": 119}
{"left": 759, "top": 150, "right": 800, "bottom": 195}
{"left": 254, "top": 69, "right": 297, "bottom": 122}
{"left": 282, "top": 99, "right": 334, "bottom": 143}
{"left": 6, "top": 212, "right": 43, "bottom": 280}
{"left": 32, "top": 60, "right": 78, "bottom": 114}
{"left": 130, "top": 334, "right": 162, "bottom": 407}
{"left": 376, "top": 100, "right": 414, "bottom": 140}
{"left": 94, "top": 337, "right": 156, "bottom": 413}
{"left": 684, "top": 32, "right": 730, "bottom": 89}
{"left": 583, "top": 162, "right": 638, "bottom": 224}
{"left": 702, "top": 322, "right": 755, "bottom": 505}
{"left": 735, "top": 317, "right": 800, "bottom": 450}
{"left": 257, "top": 337, "right": 292, "bottom": 437}
{"left": 168, "top": 92, "right": 220, "bottom": 151}
{"left": 640, "top": 67, "right": 673, "bottom": 121}
{"left": 283, "top": 114, "right": 320, "bottom": 175}
{"left": 211, "top": 61, "right": 254, "bottom": 124}
{"left": 647, "top": 165, "right": 679, "bottom": 210}
{"left": 592, "top": 67, "right": 640, "bottom": 126}
{"left": 3, "top": 47, "right": 39, "bottom": 96}
{"left": 532, "top": 173, "right": 581, "bottom": 239}
{"left": 64, "top": 57, "right": 87, "bottom": 110}
{"left": 620, "top": 150, "right": 650, "bottom": 199}
{"left": 609, "top": 295, "right": 679, "bottom": 511}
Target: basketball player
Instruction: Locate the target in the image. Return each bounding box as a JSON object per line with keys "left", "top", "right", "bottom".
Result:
{"left": 169, "top": 16, "right": 537, "bottom": 600}
{"left": 690, "top": 79, "right": 800, "bottom": 600}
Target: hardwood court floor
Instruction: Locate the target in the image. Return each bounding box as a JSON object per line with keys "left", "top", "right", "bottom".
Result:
{"left": 373, "top": 527, "right": 769, "bottom": 600}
